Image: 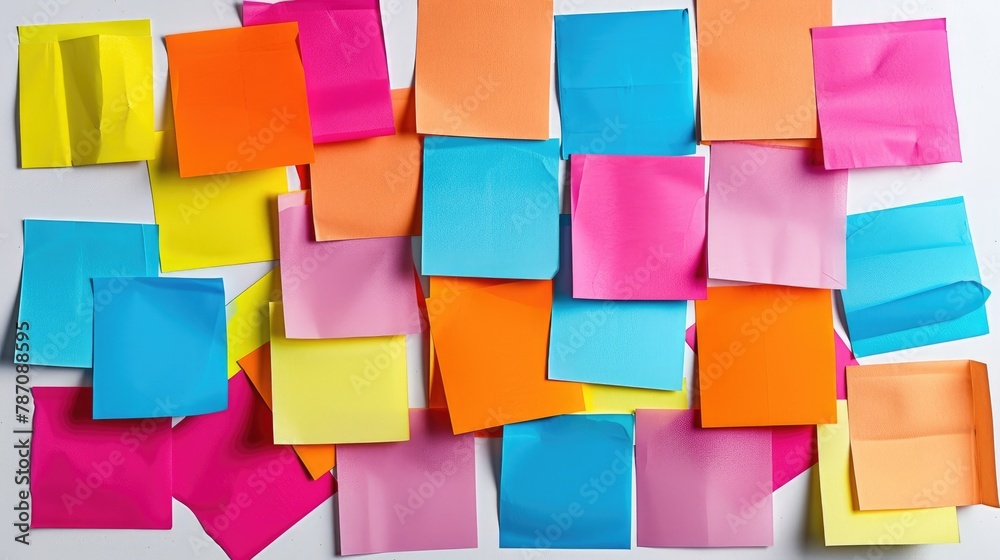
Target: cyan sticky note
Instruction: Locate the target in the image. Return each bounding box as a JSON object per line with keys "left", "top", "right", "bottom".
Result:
{"left": 843, "top": 197, "right": 990, "bottom": 357}
{"left": 17, "top": 220, "right": 159, "bottom": 367}
{"left": 554, "top": 9, "right": 696, "bottom": 159}
{"left": 92, "top": 277, "right": 227, "bottom": 419}
{"left": 499, "top": 414, "right": 634, "bottom": 549}
{"left": 422, "top": 136, "right": 559, "bottom": 279}
{"left": 549, "top": 216, "right": 686, "bottom": 390}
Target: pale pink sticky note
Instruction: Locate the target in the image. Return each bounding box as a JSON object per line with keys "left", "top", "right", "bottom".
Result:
{"left": 336, "top": 409, "right": 477, "bottom": 555}
{"left": 277, "top": 192, "right": 422, "bottom": 339}
{"left": 812, "top": 19, "right": 961, "bottom": 169}
{"left": 636, "top": 409, "right": 772, "bottom": 547}
{"left": 570, "top": 154, "right": 707, "bottom": 300}
{"left": 707, "top": 142, "right": 847, "bottom": 288}
{"left": 30, "top": 387, "right": 172, "bottom": 529}
{"left": 172, "top": 373, "right": 336, "bottom": 560}
{"left": 243, "top": 0, "right": 394, "bottom": 143}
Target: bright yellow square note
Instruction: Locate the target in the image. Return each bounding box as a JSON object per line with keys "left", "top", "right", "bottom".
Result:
{"left": 18, "top": 20, "right": 154, "bottom": 168}
{"left": 583, "top": 381, "right": 688, "bottom": 413}
{"left": 269, "top": 302, "right": 409, "bottom": 444}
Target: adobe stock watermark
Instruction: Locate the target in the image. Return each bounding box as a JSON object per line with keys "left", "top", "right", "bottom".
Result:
{"left": 442, "top": 75, "right": 502, "bottom": 131}
{"left": 6, "top": 0, "right": 73, "bottom": 52}
{"left": 394, "top": 439, "right": 475, "bottom": 524}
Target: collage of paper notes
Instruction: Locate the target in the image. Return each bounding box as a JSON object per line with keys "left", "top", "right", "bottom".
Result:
{"left": 13, "top": 0, "right": 998, "bottom": 558}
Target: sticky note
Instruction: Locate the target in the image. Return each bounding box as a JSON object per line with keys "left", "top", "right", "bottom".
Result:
{"left": 847, "top": 361, "right": 999, "bottom": 510}
{"left": 165, "top": 23, "right": 314, "bottom": 177}
{"left": 583, "top": 382, "right": 688, "bottom": 414}
{"left": 312, "top": 88, "right": 421, "bottom": 241}
{"left": 31, "top": 387, "right": 171, "bottom": 529}
{"left": 571, "top": 154, "right": 706, "bottom": 300}
{"left": 92, "top": 277, "right": 227, "bottom": 419}
{"left": 500, "top": 415, "right": 634, "bottom": 549}
{"left": 818, "top": 401, "right": 960, "bottom": 545}
{"left": 415, "top": 0, "right": 551, "bottom": 139}
{"left": 337, "top": 409, "right": 478, "bottom": 554}
{"left": 555, "top": 10, "right": 695, "bottom": 158}
{"left": 18, "top": 20, "right": 154, "bottom": 168}
{"left": 278, "top": 191, "right": 421, "bottom": 339}
{"left": 695, "top": 285, "right": 836, "bottom": 427}
{"left": 812, "top": 19, "right": 962, "bottom": 169}
{"left": 173, "top": 373, "right": 336, "bottom": 560}
{"left": 427, "top": 277, "right": 585, "bottom": 434}
{"left": 17, "top": 220, "right": 158, "bottom": 368}
{"left": 708, "top": 142, "right": 848, "bottom": 288}
{"left": 269, "top": 302, "right": 409, "bottom": 444}
{"left": 697, "top": 0, "right": 830, "bottom": 140}
{"left": 843, "top": 197, "right": 989, "bottom": 357}
{"left": 422, "top": 137, "right": 559, "bottom": 279}
{"left": 549, "top": 215, "right": 686, "bottom": 390}
{"left": 635, "top": 409, "right": 772, "bottom": 547}
{"left": 226, "top": 267, "right": 281, "bottom": 378}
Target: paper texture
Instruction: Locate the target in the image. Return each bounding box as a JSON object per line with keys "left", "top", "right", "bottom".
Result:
{"left": 225, "top": 267, "right": 281, "bottom": 378}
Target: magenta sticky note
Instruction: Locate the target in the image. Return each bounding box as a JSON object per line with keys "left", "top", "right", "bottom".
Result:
{"left": 635, "top": 409, "right": 772, "bottom": 547}
{"left": 570, "top": 154, "right": 707, "bottom": 300}
{"left": 811, "top": 19, "right": 961, "bottom": 169}
{"left": 707, "top": 142, "right": 848, "bottom": 288}
{"left": 172, "top": 373, "right": 336, "bottom": 560}
{"left": 277, "top": 193, "right": 422, "bottom": 339}
{"left": 243, "top": 0, "right": 394, "bottom": 143}
{"left": 30, "top": 387, "right": 171, "bottom": 529}
{"left": 336, "top": 409, "right": 477, "bottom": 555}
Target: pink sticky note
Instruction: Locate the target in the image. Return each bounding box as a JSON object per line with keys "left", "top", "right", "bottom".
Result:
{"left": 243, "top": 0, "right": 394, "bottom": 143}
{"left": 570, "top": 154, "right": 707, "bottom": 300}
{"left": 811, "top": 19, "right": 961, "bottom": 169}
{"left": 278, "top": 193, "right": 422, "bottom": 339}
{"left": 336, "top": 409, "right": 477, "bottom": 555}
{"left": 173, "top": 373, "right": 336, "bottom": 560}
{"left": 707, "top": 143, "right": 848, "bottom": 288}
{"left": 635, "top": 409, "right": 772, "bottom": 547}
{"left": 30, "top": 387, "right": 171, "bottom": 529}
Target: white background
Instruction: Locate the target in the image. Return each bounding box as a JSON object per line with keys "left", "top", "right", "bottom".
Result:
{"left": 2, "top": 0, "right": 999, "bottom": 558}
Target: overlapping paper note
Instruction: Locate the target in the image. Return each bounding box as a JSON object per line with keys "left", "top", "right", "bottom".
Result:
{"left": 225, "top": 267, "right": 281, "bottom": 378}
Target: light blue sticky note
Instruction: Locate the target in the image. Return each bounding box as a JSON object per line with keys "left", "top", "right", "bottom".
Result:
{"left": 555, "top": 9, "right": 696, "bottom": 159}
{"left": 92, "top": 277, "right": 227, "bottom": 419}
{"left": 17, "top": 220, "right": 159, "bottom": 367}
{"left": 422, "top": 136, "right": 559, "bottom": 279}
{"left": 843, "top": 197, "right": 989, "bottom": 357}
{"left": 549, "top": 215, "right": 686, "bottom": 390}
{"left": 500, "top": 414, "right": 634, "bottom": 549}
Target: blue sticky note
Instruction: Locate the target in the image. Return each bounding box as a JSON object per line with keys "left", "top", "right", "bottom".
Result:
{"left": 843, "top": 197, "right": 990, "bottom": 357}
{"left": 555, "top": 9, "right": 696, "bottom": 159}
{"left": 17, "top": 220, "right": 159, "bottom": 367}
{"left": 422, "top": 136, "right": 559, "bottom": 279}
{"left": 549, "top": 216, "right": 686, "bottom": 390}
{"left": 92, "top": 277, "right": 227, "bottom": 419}
{"left": 500, "top": 414, "right": 634, "bottom": 549}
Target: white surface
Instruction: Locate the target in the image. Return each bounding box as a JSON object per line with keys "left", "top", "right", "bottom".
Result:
{"left": 2, "top": 0, "right": 999, "bottom": 558}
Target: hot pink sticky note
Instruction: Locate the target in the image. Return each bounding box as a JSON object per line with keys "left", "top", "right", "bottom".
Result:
{"left": 336, "top": 409, "right": 477, "bottom": 555}
{"left": 243, "top": 0, "right": 394, "bottom": 143}
{"left": 811, "top": 19, "right": 961, "bottom": 169}
{"left": 30, "top": 387, "right": 171, "bottom": 529}
{"left": 635, "top": 409, "right": 772, "bottom": 547}
{"left": 278, "top": 192, "right": 422, "bottom": 339}
{"left": 707, "top": 142, "right": 848, "bottom": 288}
{"left": 173, "top": 373, "right": 336, "bottom": 560}
{"left": 570, "top": 154, "right": 707, "bottom": 300}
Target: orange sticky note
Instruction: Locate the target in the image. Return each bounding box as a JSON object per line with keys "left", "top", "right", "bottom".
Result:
{"left": 415, "top": 0, "right": 551, "bottom": 140}
{"left": 166, "top": 23, "right": 314, "bottom": 177}
{"left": 847, "top": 361, "right": 999, "bottom": 510}
{"left": 426, "top": 277, "right": 585, "bottom": 434}
{"left": 237, "top": 344, "right": 336, "bottom": 479}
{"left": 312, "top": 88, "right": 421, "bottom": 241}
{"left": 695, "top": 285, "right": 836, "bottom": 427}
{"left": 697, "top": 0, "right": 830, "bottom": 141}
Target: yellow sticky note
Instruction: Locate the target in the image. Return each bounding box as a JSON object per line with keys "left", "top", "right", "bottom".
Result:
{"left": 18, "top": 20, "right": 154, "bottom": 168}
{"left": 817, "top": 401, "right": 959, "bottom": 545}
{"left": 226, "top": 268, "right": 282, "bottom": 378}
{"left": 269, "top": 302, "right": 409, "bottom": 444}
{"left": 147, "top": 130, "right": 287, "bottom": 272}
{"left": 583, "top": 381, "right": 688, "bottom": 413}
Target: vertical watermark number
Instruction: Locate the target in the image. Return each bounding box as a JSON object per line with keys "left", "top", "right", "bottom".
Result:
{"left": 13, "top": 321, "right": 33, "bottom": 545}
